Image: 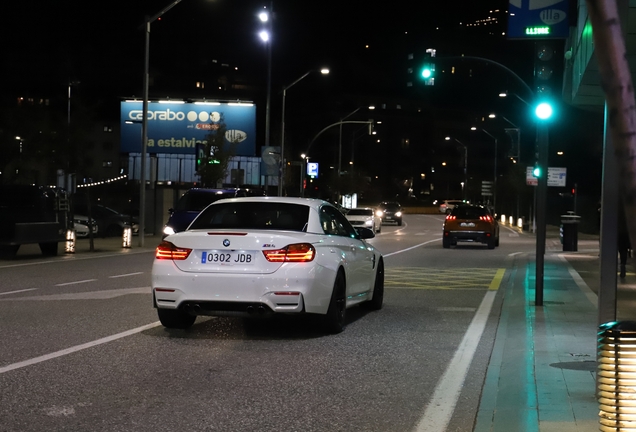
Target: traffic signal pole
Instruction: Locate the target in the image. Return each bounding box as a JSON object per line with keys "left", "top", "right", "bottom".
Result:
{"left": 535, "top": 122, "right": 549, "bottom": 306}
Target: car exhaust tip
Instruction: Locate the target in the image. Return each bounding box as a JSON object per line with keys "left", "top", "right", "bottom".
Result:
{"left": 246, "top": 306, "right": 255, "bottom": 314}
{"left": 257, "top": 305, "right": 266, "bottom": 314}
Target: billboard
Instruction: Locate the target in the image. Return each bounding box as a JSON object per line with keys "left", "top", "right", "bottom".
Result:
{"left": 508, "top": 0, "right": 569, "bottom": 39}
{"left": 120, "top": 101, "right": 256, "bottom": 156}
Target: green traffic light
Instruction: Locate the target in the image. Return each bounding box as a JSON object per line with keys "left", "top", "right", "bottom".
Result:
{"left": 533, "top": 166, "right": 541, "bottom": 177}
{"left": 422, "top": 68, "right": 432, "bottom": 79}
{"left": 535, "top": 102, "right": 553, "bottom": 120}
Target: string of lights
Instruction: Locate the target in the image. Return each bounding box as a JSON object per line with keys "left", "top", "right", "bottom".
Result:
{"left": 77, "top": 175, "right": 128, "bottom": 188}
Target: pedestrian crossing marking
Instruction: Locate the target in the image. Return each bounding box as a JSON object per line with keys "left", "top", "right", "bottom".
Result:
{"left": 385, "top": 267, "right": 504, "bottom": 290}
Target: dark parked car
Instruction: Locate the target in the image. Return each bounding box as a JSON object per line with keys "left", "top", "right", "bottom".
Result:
{"left": 74, "top": 204, "right": 138, "bottom": 237}
{"left": 377, "top": 201, "right": 403, "bottom": 226}
{"left": 162, "top": 188, "right": 260, "bottom": 238}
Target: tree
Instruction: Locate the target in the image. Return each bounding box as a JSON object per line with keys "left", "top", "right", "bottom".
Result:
{"left": 197, "top": 114, "right": 239, "bottom": 188}
{"left": 585, "top": 0, "right": 636, "bottom": 258}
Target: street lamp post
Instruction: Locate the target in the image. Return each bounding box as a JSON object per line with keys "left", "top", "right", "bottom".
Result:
{"left": 338, "top": 107, "right": 362, "bottom": 178}
{"left": 279, "top": 68, "right": 329, "bottom": 196}
{"left": 140, "top": 0, "right": 185, "bottom": 247}
{"left": 259, "top": 3, "right": 273, "bottom": 172}
{"left": 445, "top": 137, "right": 467, "bottom": 200}
{"left": 300, "top": 153, "right": 310, "bottom": 197}
{"left": 471, "top": 127, "right": 498, "bottom": 211}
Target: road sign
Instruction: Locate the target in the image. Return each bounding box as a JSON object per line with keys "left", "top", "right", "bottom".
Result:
{"left": 307, "top": 162, "right": 319, "bottom": 178}
{"left": 526, "top": 166, "right": 566, "bottom": 186}
{"left": 508, "top": 0, "right": 570, "bottom": 39}
{"left": 526, "top": 167, "right": 538, "bottom": 186}
{"left": 481, "top": 180, "right": 493, "bottom": 196}
{"left": 547, "top": 167, "right": 566, "bottom": 187}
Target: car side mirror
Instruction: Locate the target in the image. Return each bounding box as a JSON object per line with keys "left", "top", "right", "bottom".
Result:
{"left": 355, "top": 227, "right": 375, "bottom": 240}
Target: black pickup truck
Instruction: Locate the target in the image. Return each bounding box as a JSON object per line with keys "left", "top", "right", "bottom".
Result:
{"left": 0, "top": 184, "right": 71, "bottom": 258}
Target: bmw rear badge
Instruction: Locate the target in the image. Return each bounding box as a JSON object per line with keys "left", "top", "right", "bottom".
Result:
{"left": 223, "top": 239, "right": 231, "bottom": 247}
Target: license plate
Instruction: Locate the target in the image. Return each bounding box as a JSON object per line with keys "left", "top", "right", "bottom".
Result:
{"left": 386, "top": 216, "right": 393, "bottom": 220}
{"left": 460, "top": 222, "right": 475, "bottom": 227}
{"left": 201, "top": 251, "right": 254, "bottom": 265}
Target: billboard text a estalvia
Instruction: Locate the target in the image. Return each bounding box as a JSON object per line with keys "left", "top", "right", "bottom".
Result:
{"left": 120, "top": 101, "right": 256, "bottom": 156}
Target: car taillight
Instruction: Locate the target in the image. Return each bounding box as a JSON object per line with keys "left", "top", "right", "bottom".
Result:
{"left": 480, "top": 215, "right": 493, "bottom": 222}
{"left": 155, "top": 241, "right": 192, "bottom": 260}
{"left": 263, "top": 243, "right": 315, "bottom": 262}
{"left": 446, "top": 215, "right": 456, "bottom": 220}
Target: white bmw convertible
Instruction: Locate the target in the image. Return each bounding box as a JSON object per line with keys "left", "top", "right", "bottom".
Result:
{"left": 152, "top": 197, "right": 384, "bottom": 333}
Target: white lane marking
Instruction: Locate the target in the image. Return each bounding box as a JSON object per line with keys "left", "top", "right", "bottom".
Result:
{"left": 0, "top": 287, "right": 150, "bottom": 301}
{"left": 0, "top": 288, "right": 38, "bottom": 296}
{"left": 55, "top": 279, "right": 97, "bottom": 286}
{"left": 501, "top": 225, "right": 519, "bottom": 236}
{"left": 0, "top": 322, "right": 162, "bottom": 375}
{"left": 109, "top": 272, "right": 143, "bottom": 279}
{"left": 508, "top": 252, "right": 523, "bottom": 257}
{"left": 557, "top": 254, "right": 598, "bottom": 307}
{"left": 0, "top": 249, "right": 152, "bottom": 269}
{"left": 383, "top": 238, "right": 442, "bottom": 257}
{"left": 415, "top": 290, "right": 497, "bottom": 432}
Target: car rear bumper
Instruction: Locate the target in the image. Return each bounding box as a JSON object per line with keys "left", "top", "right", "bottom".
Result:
{"left": 445, "top": 230, "right": 493, "bottom": 244}
{"left": 152, "top": 260, "right": 335, "bottom": 315}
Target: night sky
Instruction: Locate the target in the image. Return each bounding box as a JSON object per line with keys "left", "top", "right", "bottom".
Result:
{"left": 4, "top": 1, "right": 511, "bottom": 99}
{"left": 3, "top": 0, "right": 604, "bottom": 218}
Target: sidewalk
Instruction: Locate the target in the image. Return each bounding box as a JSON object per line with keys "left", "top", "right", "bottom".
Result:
{"left": 8, "top": 235, "right": 159, "bottom": 259}
{"left": 474, "top": 225, "right": 604, "bottom": 432}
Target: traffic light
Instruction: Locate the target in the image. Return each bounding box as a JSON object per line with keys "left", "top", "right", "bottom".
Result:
{"left": 406, "top": 48, "right": 435, "bottom": 88}
{"left": 533, "top": 41, "right": 562, "bottom": 119}
{"left": 532, "top": 164, "right": 541, "bottom": 178}
{"left": 195, "top": 142, "right": 205, "bottom": 172}
{"left": 421, "top": 48, "right": 436, "bottom": 86}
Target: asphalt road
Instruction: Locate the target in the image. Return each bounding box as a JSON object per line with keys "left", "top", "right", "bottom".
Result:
{"left": 0, "top": 215, "right": 534, "bottom": 432}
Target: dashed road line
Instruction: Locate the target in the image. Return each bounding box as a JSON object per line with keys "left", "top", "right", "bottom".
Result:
{"left": 109, "top": 272, "right": 144, "bottom": 278}
{"left": 55, "top": 279, "right": 97, "bottom": 286}
{"left": 0, "top": 288, "right": 38, "bottom": 296}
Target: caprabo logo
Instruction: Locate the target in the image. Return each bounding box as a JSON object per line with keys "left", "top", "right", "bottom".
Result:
{"left": 128, "top": 109, "right": 187, "bottom": 121}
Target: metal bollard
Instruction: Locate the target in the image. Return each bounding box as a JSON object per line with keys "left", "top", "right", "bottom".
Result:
{"left": 122, "top": 226, "right": 132, "bottom": 248}
{"left": 598, "top": 321, "right": 636, "bottom": 431}
{"left": 65, "top": 229, "right": 76, "bottom": 254}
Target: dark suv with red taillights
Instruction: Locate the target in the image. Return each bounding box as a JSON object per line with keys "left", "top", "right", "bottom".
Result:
{"left": 443, "top": 205, "right": 499, "bottom": 249}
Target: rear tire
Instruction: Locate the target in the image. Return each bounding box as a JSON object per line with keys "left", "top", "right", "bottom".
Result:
{"left": 158, "top": 308, "right": 196, "bottom": 329}
{"left": 363, "top": 260, "right": 384, "bottom": 310}
{"left": 495, "top": 236, "right": 500, "bottom": 247}
{"left": 324, "top": 271, "right": 346, "bottom": 334}
{"left": 487, "top": 238, "right": 495, "bottom": 249}
{"left": 442, "top": 238, "right": 451, "bottom": 249}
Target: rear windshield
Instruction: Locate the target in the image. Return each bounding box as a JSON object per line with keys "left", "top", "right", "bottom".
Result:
{"left": 380, "top": 202, "right": 401, "bottom": 210}
{"left": 347, "top": 209, "right": 373, "bottom": 216}
{"left": 175, "top": 191, "right": 237, "bottom": 212}
{"left": 189, "top": 202, "right": 310, "bottom": 232}
{"left": 452, "top": 206, "right": 489, "bottom": 219}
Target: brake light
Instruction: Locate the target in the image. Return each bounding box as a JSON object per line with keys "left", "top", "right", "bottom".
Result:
{"left": 446, "top": 215, "right": 456, "bottom": 220}
{"left": 479, "top": 215, "right": 493, "bottom": 222}
{"left": 155, "top": 241, "right": 192, "bottom": 260}
{"left": 263, "top": 243, "right": 316, "bottom": 262}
